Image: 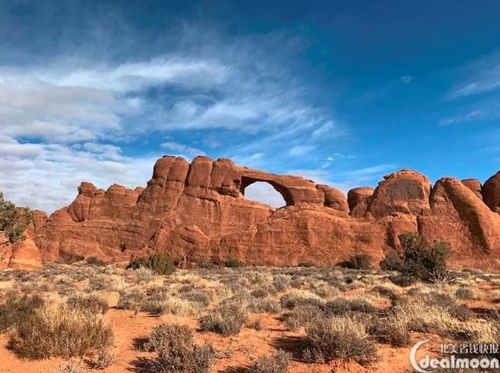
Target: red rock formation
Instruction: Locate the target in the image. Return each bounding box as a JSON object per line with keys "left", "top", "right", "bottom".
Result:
{"left": 28, "top": 156, "right": 500, "bottom": 270}
{"left": 483, "top": 171, "right": 500, "bottom": 213}
{"left": 462, "top": 179, "right": 483, "bottom": 200}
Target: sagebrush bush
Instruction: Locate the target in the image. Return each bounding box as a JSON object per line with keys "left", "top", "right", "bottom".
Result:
{"left": 283, "top": 304, "right": 324, "bottom": 331}
{"left": 67, "top": 294, "right": 109, "bottom": 314}
{"left": 303, "top": 315, "right": 375, "bottom": 364}
{"left": 324, "top": 297, "right": 375, "bottom": 316}
{"left": 249, "top": 350, "right": 290, "bottom": 373}
{"left": 127, "top": 253, "right": 176, "bottom": 275}
{"left": 224, "top": 257, "right": 243, "bottom": 268}
{"left": 368, "top": 315, "right": 411, "bottom": 347}
{"left": 280, "top": 291, "right": 322, "bottom": 310}
{"left": 146, "top": 323, "right": 215, "bottom": 373}
{"left": 455, "top": 287, "right": 475, "bottom": 300}
{"left": 0, "top": 293, "right": 44, "bottom": 332}
{"left": 338, "top": 254, "right": 372, "bottom": 270}
{"left": 380, "top": 233, "right": 451, "bottom": 281}
{"left": 10, "top": 304, "right": 113, "bottom": 359}
{"left": 199, "top": 300, "right": 248, "bottom": 336}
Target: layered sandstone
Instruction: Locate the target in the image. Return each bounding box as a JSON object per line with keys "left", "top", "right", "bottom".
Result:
{"left": 16, "top": 156, "right": 499, "bottom": 270}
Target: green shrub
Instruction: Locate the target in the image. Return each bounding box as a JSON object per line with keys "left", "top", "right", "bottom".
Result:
{"left": 249, "top": 350, "right": 290, "bottom": 373}
{"left": 381, "top": 233, "right": 451, "bottom": 281}
{"left": 127, "top": 253, "right": 176, "bottom": 275}
{"left": 303, "top": 315, "right": 375, "bottom": 364}
{"left": 199, "top": 301, "right": 248, "bottom": 336}
{"left": 9, "top": 304, "right": 113, "bottom": 359}
{"left": 67, "top": 294, "right": 109, "bottom": 314}
{"left": 338, "top": 254, "right": 372, "bottom": 270}
{"left": 146, "top": 323, "right": 215, "bottom": 373}
{"left": 0, "top": 293, "right": 44, "bottom": 332}
{"left": 0, "top": 192, "right": 31, "bottom": 243}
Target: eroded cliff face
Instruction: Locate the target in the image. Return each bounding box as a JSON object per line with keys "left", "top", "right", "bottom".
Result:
{"left": 17, "top": 155, "right": 500, "bottom": 270}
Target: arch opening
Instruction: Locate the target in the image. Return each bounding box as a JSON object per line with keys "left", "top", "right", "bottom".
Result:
{"left": 241, "top": 181, "right": 288, "bottom": 208}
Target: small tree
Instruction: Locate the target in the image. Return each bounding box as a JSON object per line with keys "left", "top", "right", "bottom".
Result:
{"left": 127, "top": 253, "right": 176, "bottom": 275}
{"left": 380, "top": 232, "right": 451, "bottom": 282}
{"left": 0, "top": 192, "right": 31, "bottom": 243}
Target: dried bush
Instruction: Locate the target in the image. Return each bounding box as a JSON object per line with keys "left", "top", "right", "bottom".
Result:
{"left": 280, "top": 291, "right": 322, "bottom": 310}
{"left": 146, "top": 323, "right": 215, "bottom": 373}
{"left": 199, "top": 300, "right": 248, "bottom": 336}
{"left": 455, "top": 287, "right": 475, "bottom": 300}
{"left": 0, "top": 293, "right": 44, "bottom": 332}
{"left": 10, "top": 304, "right": 113, "bottom": 359}
{"left": 324, "top": 297, "right": 375, "bottom": 315}
{"left": 67, "top": 294, "right": 109, "bottom": 314}
{"left": 368, "top": 315, "right": 411, "bottom": 347}
{"left": 303, "top": 315, "right": 375, "bottom": 364}
{"left": 249, "top": 350, "right": 290, "bottom": 373}
{"left": 248, "top": 298, "right": 281, "bottom": 314}
{"left": 283, "top": 304, "right": 324, "bottom": 331}
{"left": 180, "top": 291, "right": 212, "bottom": 307}
{"left": 134, "top": 267, "right": 156, "bottom": 283}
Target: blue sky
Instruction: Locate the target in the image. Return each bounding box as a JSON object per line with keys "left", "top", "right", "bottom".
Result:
{"left": 0, "top": 0, "right": 499, "bottom": 211}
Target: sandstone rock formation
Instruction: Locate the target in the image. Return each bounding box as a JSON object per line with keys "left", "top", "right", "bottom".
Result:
{"left": 24, "top": 156, "right": 500, "bottom": 270}
{"left": 483, "top": 172, "right": 500, "bottom": 213}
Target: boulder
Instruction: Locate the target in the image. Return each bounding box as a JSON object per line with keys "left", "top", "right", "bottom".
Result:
{"left": 461, "top": 179, "right": 482, "bottom": 200}
{"left": 483, "top": 171, "right": 500, "bottom": 213}
{"left": 347, "top": 187, "right": 374, "bottom": 217}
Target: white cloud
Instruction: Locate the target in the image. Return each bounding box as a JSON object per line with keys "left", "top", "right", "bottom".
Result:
{"left": 449, "top": 51, "right": 500, "bottom": 98}
{"left": 160, "top": 141, "right": 206, "bottom": 158}
{"left": 400, "top": 75, "right": 413, "bottom": 84}
{"left": 0, "top": 136, "right": 155, "bottom": 212}
{"left": 439, "top": 110, "right": 486, "bottom": 125}
{"left": 288, "top": 145, "right": 315, "bottom": 157}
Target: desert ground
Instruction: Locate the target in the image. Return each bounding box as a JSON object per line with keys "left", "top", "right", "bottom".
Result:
{"left": 0, "top": 260, "right": 498, "bottom": 373}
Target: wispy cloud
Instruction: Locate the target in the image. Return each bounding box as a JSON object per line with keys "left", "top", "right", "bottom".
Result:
{"left": 160, "top": 141, "right": 206, "bottom": 158}
{"left": 449, "top": 51, "right": 500, "bottom": 98}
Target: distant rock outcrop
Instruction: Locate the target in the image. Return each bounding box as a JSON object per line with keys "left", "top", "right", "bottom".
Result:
{"left": 26, "top": 156, "right": 500, "bottom": 270}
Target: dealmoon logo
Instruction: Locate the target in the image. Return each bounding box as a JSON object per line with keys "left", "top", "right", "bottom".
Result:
{"left": 410, "top": 340, "right": 500, "bottom": 372}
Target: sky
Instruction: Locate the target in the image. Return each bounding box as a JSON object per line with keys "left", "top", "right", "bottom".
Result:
{"left": 0, "top": 0, "right": 499, "bottom": 211}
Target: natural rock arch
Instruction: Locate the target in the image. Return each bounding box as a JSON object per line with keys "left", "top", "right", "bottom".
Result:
{"left": 239, "top": 176, "right": 294, "bottom": 206}
{"left": 240, "top": 180, "right": 288, "bottom": 208}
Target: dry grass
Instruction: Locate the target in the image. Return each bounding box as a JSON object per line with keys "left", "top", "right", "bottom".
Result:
{"left": 9, "top": 302, "right": 113, "bottom": 359}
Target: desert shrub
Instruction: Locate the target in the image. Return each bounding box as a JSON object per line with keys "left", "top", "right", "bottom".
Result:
{"left": 249, "top": 350, "right": 290, "bottom": 373}
{"left": 0, "top": 192, "right": 31, "bottom": 243}
{"left": 134, "top": 267, "right": 156, "bottom": 283}
{"left": 324, "top": 297, "right": 375, "bottom": 315}
{"left": 303, "top": 315, "right": 375, "bottom": 364}
{"left": 180, "top": 291, "right": 212, "bottom": 307}
{"left": 146, "top": 323, "right": 215, "bottom": 373}
{"left": 283, "top": 304, "right": 324, "bottom": 331}
{"left": 86, "top": 256, "right": 105, "bottom": 266}
{"left": 389, "top": 274, "right": 418, "bottom": 287}
{"left": 455, "top": 287, "right": 475, "bottom": 300}
{"left": 0, "top": 293, "right": 44, "bottom": 332}
{"left": 372, "top": 286, "right": 398, "bottom": 301}
{"left": 248, "top": 298, "right": 281, "bottom": 314}
{"left": 380, "top": 233, "right": 451, "bottom": 282}
{"left": 280, "top": 292, "right": 322, "bottom": 310}
{"left": 117, "top": 291, "right": 142, "bottom": 311}
{"left": 67, "top": 294, "right": 109, "bottom": 314}
{"left": 127, "top": 253, "right": 176, "bottom": 275}
{"left": 198, "top": 260, "right": 217, "bottom": 269}
{"left": 224, "top": 257, "right": 243, "bottom": 268}
{"left": 251, "top": 288, "right": 269, "bottom": 298}
{"left": 312, "top": 283, "right": 340, "bottom": 299}
{"left": 298, "top": 262, "right": 315, "bottom": 267}
{"left": 199, "top": 301, "right": 248, "bottom": 336}
{"left": 10, "top": 304, "right": 113, "bottom": 359}
{"left": 338, "top": 254, "right": 372, "bottom": 270}
{"left": 368, "top": 316, "right": 411, "bottom": 347}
